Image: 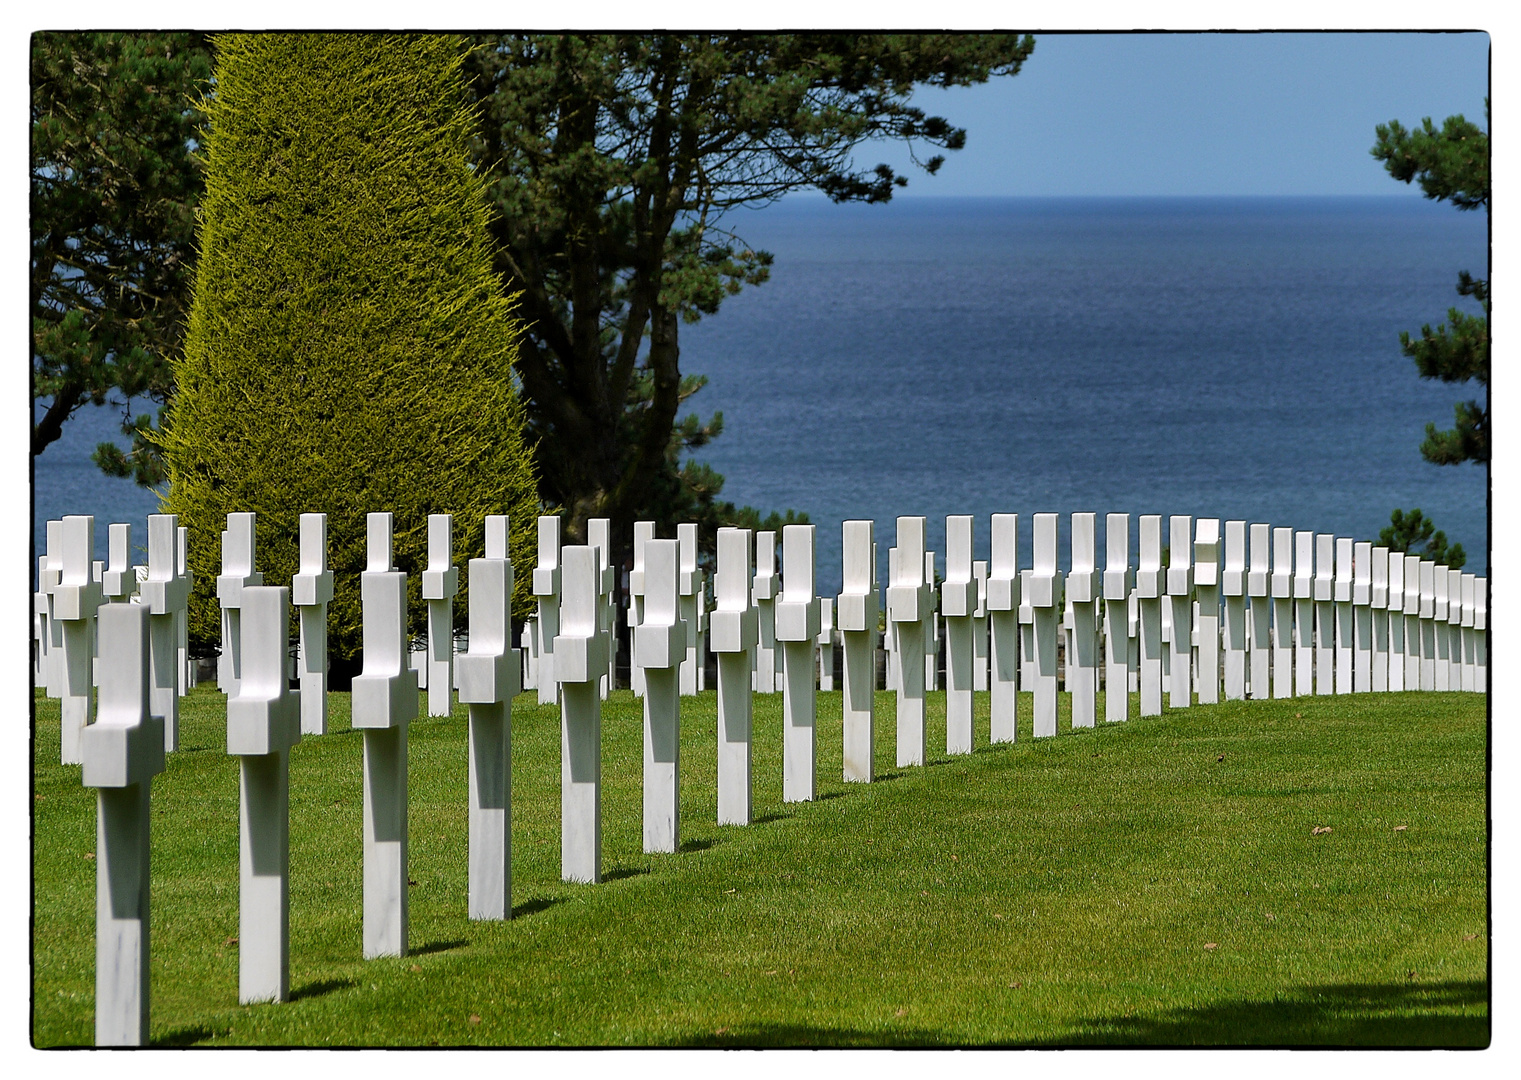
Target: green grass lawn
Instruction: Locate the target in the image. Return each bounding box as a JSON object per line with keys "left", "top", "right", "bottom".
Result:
{"left": 32, "top": 681, "right": 1488, "bottom": 1047}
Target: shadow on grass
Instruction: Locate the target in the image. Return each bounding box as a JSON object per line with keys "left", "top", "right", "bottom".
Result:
{"left": 410, "top": 938, "right": 467, "bottom": 957}
{"left": 153, "top": 1023, "right": 217, "bottom": 1047}
{"left": 602, "top": 867, "right": 650, "bottom": 882}
{"left": 511, "top": 896, "right": 566, "bottom": 919}
{"left": 289, "top": 976, "right": 357, "bottom": 1002}
{"left": 679, "top": 838, "right": 717, "bottom": 853}
{"left": 752, "top": 813, "right": 789, "bottom": 825}
{"left": 675, "top": 1022, "right": 942, "bottom": 1047}
{"left": 1026, "top": 980, "right": 1489, "bottom": 1048}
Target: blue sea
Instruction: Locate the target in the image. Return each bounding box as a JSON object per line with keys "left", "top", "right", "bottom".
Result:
{"left": 33, "top": 196, "right": 1489, "bottom": 594}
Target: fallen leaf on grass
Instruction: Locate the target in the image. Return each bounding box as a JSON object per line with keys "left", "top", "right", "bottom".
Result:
{"left": 714, "top": 1027, "right": 729, "bottom": 1036}
{"left": 1464, "top": 933, "right": 1478, "bottom": 941}
{"left": 1312, "top": 826, "right": 1332, "bottom": 835}
{"left": 1008, "top": 981, "right": 1023, "bottom": 989}
{"left": 224, "top": 937, "right": 238, "bottom": 947}
{"left": 894, "top": 1007, "right": 908, "bottom": 1018}
{"left": 724, "top": 888, "right": 736, "bottom": 894}
{"left": 83, "top": 852, "right": 94, "bottom": 860}
{"left": 993, "top": 914, "right": 1004, "bottom": 920}
{"left": 1265, "top": 913, "right": 1276, "bottom": 921}
{"left": 468, "top": 1014, "right": 481, "bottom": 1025}
{"left": 1203, "top": 942, "right": 1218, "bottom": 951}
{"left": 1394, "top": 825, "right": 1408, "bottom": 832}
{"left": 410, "top": 964, "right": 422, "bottom": 972}
{"left": 763, "top": 970, "right": 778, "bottom": 976}
{"left": 1295, "top": 712, "right": 1302, "bottom": 719}
{"left": 1217, "top": 754, "right": 1225, "bottom": 762}
{"left": 951, "top": 854, "right": 959, "bottom": 861}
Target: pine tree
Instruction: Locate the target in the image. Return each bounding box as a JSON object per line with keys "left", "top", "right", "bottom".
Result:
{"left": 160, "top": 33, "right": 541, "bottom": 671}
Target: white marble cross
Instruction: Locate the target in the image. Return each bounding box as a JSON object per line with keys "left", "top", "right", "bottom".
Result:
{"left": 678, "top": 523, "right": 705, "bottom": 696}
{"left": 1432, "top": 565, "right": 1451, "bottom": 690}
{"left": 1066, "top": 513, "right": 1100, "bottom": 726}
{"left": 1388, "top": 552, "right": 1409, "bottom": 692}
{"left": 176, "top": 527, "right": 193, "bottom": 695}
{"left": 987, "top": 514, "right": 1020, "bottom": 742}
{"left": 1165, "top": 516, "right": 1194, "bottom": 709}
{"left": 140, "top": 515, "right": 189, "bottom": 751}
{"left": 972, "top": 560, "right": 989, "bottom": 693}
{"left": 421, "top": 514, "right": 459, "bottom": 717}
{"left": 216, "top": 514, "right": 263, "bottom": 697}
{"left": 629, "top": 521, "right": 654, "bottom": 697}
{"left": 817, "top": 598, "right": 835, "bottom": 691}
{"left": 533, "top": 516, "right": 562, "bottom": 705}
{"left": 226, "top": 584, "right": 301, "bottom": 1003}
{"left": 554, "top": 544, "right": 609, "bottom": 882}
{"left": 292, "top": 514, "right": 334, "bottom": 735}
{"left": 1312, "top": 534, "right": 1335, "bottom": 696}
{"left": 635, "top": 538, "right": 685, "bottom": 852}
{"left": 753, "top": 530, "right": 780, "bottom": 694}
{"left": 1222, "top": 521, "right": 1247, "bottom": 700}
{"left": 587, "top": 518, "right": 615, "bottom": 699}
{"left": 923, "top": 550, "right": 939, "bottom": 693}
{"left": 942, "top": 515, "right": 977, "bottom": 752}
{"left": 1352, "top": 541, "right": 1373, "bottom": 692}
{"left": 1474, "top": 576, "right": 1487, "bottom": 687}
{"left": 1246, "top": 524, "right": 1271, "bottom": 700}
{"left": 1103, "top": 513, "right": 1132, "bottom": 723}
{"left": 776, "top": 525, "right": 820, "bottom": 802}
{"left": 1370, "top": 545, "right": 1391, "bottom": 692}
{"left": 1137, "top": 515, "right": 1165, "bottom": 717}
{"left": 1417, "top": 558, "right": 1436, "bottom": 691}
{"left": 457, "top": 516, "right": 521, "bottom": 920}
{"left": 351, "top": 513, "right": 419, "bottom": 958}
{"left": 888, "top": 517, "right": 931, "bottom": 765}
{"left": 101, "top": 523, "right": 134, "bottom": 603}
{"left": 1460, "top": 573, "right": 1478, "bottom": 691}
{"left": 520, "top": 617, "right": 538, "bottom": 691}
{"left": 1030, "top": 514, "right": 1059, "bottom": 736}
{"left": 838, "top": 520, "right": 877, "bottom": 779}
{"left": 80, "top": 601, "right": 165, "bottom": 1045}
{"left": 712, "top": 527, "right": 757, "bottom": 820}
{"left": 56, "top": 515, "right": 103, "bottom": 764}
{"left": 38, "top": 519, "right": 65, "bottom": 699}
{"left": 1446, "top": 567, "right": 1464, "bottom": 691}
{"left": 1270, "top": 527, "right": 1294, "bottom": 698}
{"left": 1292, "top": 531, "right": 1315, "bottom": 697}
{"left": 1193, "top": 519, "right": 1221, "bottom": 705}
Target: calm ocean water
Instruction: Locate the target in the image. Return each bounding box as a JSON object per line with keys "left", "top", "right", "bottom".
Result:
{"left": 33, "top": 196, "right": 1489, "bottom": 594}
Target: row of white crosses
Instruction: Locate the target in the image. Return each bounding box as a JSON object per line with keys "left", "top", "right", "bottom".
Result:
{"left": 35, "top": 516, "right": 195, "bottom": 765}
{"left": 76, "top": 509, "right": 521, "bottom": 1043}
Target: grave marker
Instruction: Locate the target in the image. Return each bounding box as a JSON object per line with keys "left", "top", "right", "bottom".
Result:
{"left": 753, "top": 531, "right": 780, "bottom": 694}
{"left": 888, "top": 517, "right": 931, "bottom": 765}
{"left": 1417, "top": 559, "right": 1436, "bottom": 691}
{"left": 1460, "top": 572, "right": 1476, "bottom": 692}
{"left": 1474, "top": 576, "right": 1487, "bottom": 689}
{"left": 1222, "top": 521, "right": 1247, "bottom": 700}
{"left": 1370, "top": 545, "right": 1391, "bottom": 692}
{"left": 456, "top": 516, "right": 520, "bottom": 920}
{"left": 1293, "top": 531, "right": 1315, "bottom": 697}
{"left": 1068, "top": 513, "right": 1100, "bottom": 726}
{"left": 1312, "top": 534, "right": 1335, "bottom": 695}
{"left": 1353, "top": 541, "right": 1374, "bottom": 693}
{"left": 422, "top": 514, "right": 459, "bottom": 717}
{"left": 140, "top": 515, "right": 189, "bottom": 751}
{"left": 712, "top": 527, "right": 757, "bottom": 819}
{"left": 635, "top": 538, "right": 685, "bottom": 851}
{"left": 292, "top": 513, "right": 334, "bottom": 735}
{"left": 226, "top": 585, "right": 300, "bottom": 1003}
{"left": 972, "top": 560, "right": 989, "bottom": 693}
{"left": 588, "top": 518, "right": 615, "bottom": 699}
{"left": 101, "top": 523, "right": 134, "bottom": 603}
{"left": 1432, "top": 565, "right": 1451, "bottom": 691}
{"left": 1247, "top": 524, "right": 1271, "bottom": 700}
{"left": 942, "top": 515, "right": 977, "bottom": 752}
{"left": 1401, "top": 555, "right": 1421, "bottom": 690}
{"left": 1103, "top": 513, "right": 1132, "bottom": 723}
{"left": 80, "top": 602, "right": 164, "bottom": 1045}
{"left": 1387, "top": 551, "right": 1407, "bottom": 692}
{"left": 176, "top": 527, "right": 193, "bottom": 694}
{"left": 1194, "top": 518, "right": 1221, "bottom": 705}
{"left": 554, "top": 545, "right": 608, "bottom": 882}
{"left": 533, "top": 516, "right": 562, "bottom": 705}
{"left": 629, "top": 521, "right": 654, "bottom": 696}
{"left": 678, "top": 523, "right": 705, "bottom": 696}
{"left": 1270, "top": 527, "right": 1294, "bottom": 698}
{"left": 39, "top": 520, "right": 65, "bottom": 698}
{"left": 350, "top": 514, "right": 418, "bottom": 958}
{"left": 776, "top": 525, "right": 820, "bottom": 801}
{"left": 1137, "top": 515, "right": 1165, "bottom": 717}
{"left": 1167, "top": 516, "right": 1195, "bottom": 709}
{"left": 817, "top": 598, "right": 835, "bottom": 691}
{"left": 216, "top": 514, "right": 263, "bottom": 696}
{"left": 838, "top": 520, "right": 878, "bottom": 777}
{"left": 1334, "top": 537, "right": 1354, "bottom": 694}
{"left": 1447, "top": 567, "right": 1464, "bottom": 691}
{"left": 56, "top": 515, "right": 102, "bottom": 764}
{"left": 923, "top": 551, "right": 939, "bottom": 693}
{"left": 1030, "top": 514, "right": 1059, "bottom": 736}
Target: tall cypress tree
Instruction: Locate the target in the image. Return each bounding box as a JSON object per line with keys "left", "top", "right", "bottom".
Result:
{"left": 161, "top": 33, "right": 541, "bottom": 670}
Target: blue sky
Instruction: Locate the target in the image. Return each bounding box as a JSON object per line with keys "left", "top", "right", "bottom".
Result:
{"left": 854, "top": 32, "right": 1489, "bottom": 198}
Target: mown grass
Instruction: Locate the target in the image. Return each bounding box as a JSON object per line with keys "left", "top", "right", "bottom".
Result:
{"left": 31, "top": 681, "right": 1488, "bottom": 1047}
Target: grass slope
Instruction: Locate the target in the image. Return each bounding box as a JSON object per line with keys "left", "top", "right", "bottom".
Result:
{"left": 32, "top": 683, "right": 1487, "bottom": 1047}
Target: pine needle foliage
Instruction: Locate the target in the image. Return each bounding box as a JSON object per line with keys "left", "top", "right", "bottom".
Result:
{"left": 160, "top": 33, "right": 541, "bottom": 666}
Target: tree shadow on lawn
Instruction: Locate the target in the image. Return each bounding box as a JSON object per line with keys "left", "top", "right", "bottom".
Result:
{"left": 289, "top": 976, "right": 358, "bottom": 1002}
{"left": 675, "top": 1021, "right": 943, "bottom": 1047}
{"left": 1023, "top": 979, "right": 1488, "bottom": 1048}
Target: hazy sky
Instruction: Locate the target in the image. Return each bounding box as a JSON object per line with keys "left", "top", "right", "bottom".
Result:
{"left": 857, "top": 32, "right": 1489, "bottom": 198}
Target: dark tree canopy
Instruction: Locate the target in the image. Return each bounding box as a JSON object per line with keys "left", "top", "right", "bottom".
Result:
{"left": 1372, "top": 104, "right": 1489, "bottom": 466}
{"left": 1378, "top": 508, "right": 1466, "bottom": 570}
{"left": 30, "top": 32, "right": 212, "bottom": 482}
{"left": 464, "top": 33, "right": 1036, "bottom": 559}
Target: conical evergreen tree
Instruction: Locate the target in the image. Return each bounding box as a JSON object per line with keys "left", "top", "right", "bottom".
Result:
{"left": 161, "top": 33, "right": 541, "bottom": 671}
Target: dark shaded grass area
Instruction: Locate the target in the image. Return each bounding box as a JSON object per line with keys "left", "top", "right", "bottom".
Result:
{"left": 32, "top": 684, "right": 1487, "bottom": 1047}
